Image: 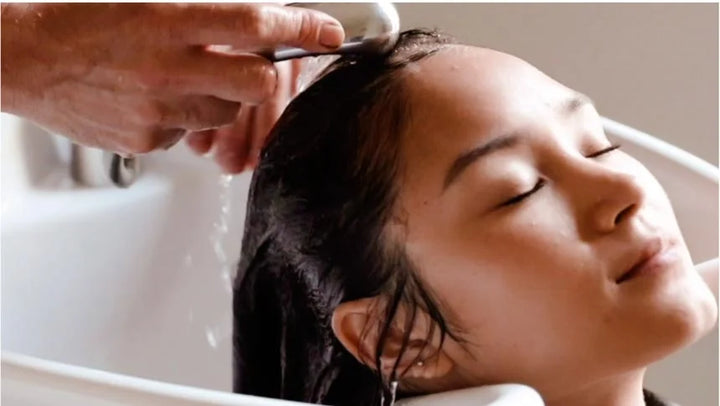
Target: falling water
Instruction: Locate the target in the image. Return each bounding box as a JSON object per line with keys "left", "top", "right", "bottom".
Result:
{"left": 201, "top": 57, "right": 339, "bottom": 349}
{"left": 212, "top": 173, "right": 235, "bottom": 294}
{"left": 203, "top": 174, "right": 235, "bottom": 349}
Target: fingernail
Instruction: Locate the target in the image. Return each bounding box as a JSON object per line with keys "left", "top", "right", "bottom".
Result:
{"left": 319, "top": 23, "right": 344, "bottom": 49}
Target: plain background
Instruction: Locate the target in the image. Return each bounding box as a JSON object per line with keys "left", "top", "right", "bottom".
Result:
{"left": 396, "top": 3, "right": 718, "bottom": 165}
{"left": 395, "top": 3, "right": 718, "bottom": 406}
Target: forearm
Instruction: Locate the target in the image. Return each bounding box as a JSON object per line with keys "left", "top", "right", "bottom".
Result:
{"left": 1, "top": 3, "right": 46, "bottom": 115}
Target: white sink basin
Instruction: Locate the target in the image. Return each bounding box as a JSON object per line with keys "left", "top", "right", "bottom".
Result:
{"left": 2, "top": 134, "right": 250, "bottom": 393}
{"left": 1, "top": 115, "right": 717, "bottom": 405}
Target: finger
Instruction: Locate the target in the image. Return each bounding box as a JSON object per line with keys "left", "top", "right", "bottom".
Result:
{"left": 186, "top": 130, "right": 216, "bottom": 155}
{"left": 170, "top": 50, "right": 278, "bottom": 105}
{"left": 115, "top": 128, "right": 186, "bottom": 155}
{"left": 247, "top": 61, "right": 293, "bottom": 169}
{"left": 157, "top": 95, "right": 240, "bottom": 131}
{"left": 214, "top": 106, "right": 256, "bottom": 174}
{"left": 171, "top": 3, "right": 345, "bottom": 51}
{"left": 156, "top": 128, "right": 187, "bottom": 150}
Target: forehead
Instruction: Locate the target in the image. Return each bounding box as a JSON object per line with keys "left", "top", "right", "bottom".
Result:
{"left": 392, "top": 46, "right": 584, "bottom": 204}
{"left": 400, "top": 45, "right": 575, "bottom": 143}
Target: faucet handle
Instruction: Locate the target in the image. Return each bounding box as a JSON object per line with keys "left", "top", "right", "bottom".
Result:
{"left": 107, "top": 153, "right": 139, "bottom": 188}
{"left": 70, "top": 145, "right": 140, "bottom": 188}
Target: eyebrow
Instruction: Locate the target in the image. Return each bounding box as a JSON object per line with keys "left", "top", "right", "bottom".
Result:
{"left": 441, "top": 93, "right": 594, "bottom": 191}
{"left": 560, "top": 92, "right": 594, "bottom": 115}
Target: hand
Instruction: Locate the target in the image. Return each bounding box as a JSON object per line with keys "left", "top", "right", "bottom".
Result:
{"left": 185, "top": 58, "right": 303, "bottom": 173}
{"left": 1, "top": 3, "right": 344, "bottom": 156}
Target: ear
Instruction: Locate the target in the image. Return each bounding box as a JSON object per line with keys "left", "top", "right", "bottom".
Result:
{"left": 331, "top": 297, "right": 454, "bottom": 381}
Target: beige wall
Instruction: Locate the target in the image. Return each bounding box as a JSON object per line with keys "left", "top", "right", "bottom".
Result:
{"left": 396, "top": 3, "right": 719, "bottom": 164}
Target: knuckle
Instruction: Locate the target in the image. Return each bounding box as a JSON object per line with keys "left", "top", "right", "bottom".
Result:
{"left": 136, "top": 75, "right": 165, "bottom": 92}
{"left": 202, "top": 101, "right": 237, "bottom": 127}
{"left": 218, "top": 103, "right": 241, "bottom": 125}
{"left": 254, "top": 64, "right": 278, "bottom": 101}
{"left": 179, "top": 104, "right": 196, "bottom": 126}
{"left": 295, "top": 11, "right": 316, "bottom": 47}
{"left": 181, "top": 99, "right": 224, "bottom": 129}
{"left": 240, "top": 5, "right": 268, "bottom": 37}
{"left": 135, "top": 101, "right": 166, "bottom": 125}
{"left": 185, "top": 103, "right": 206, "bottom": 128}
{"left": 134, "top": 62, "right": 182, "bottom": 92}
{"left": 129, "top": 130, "right": 162, "bottom": 153}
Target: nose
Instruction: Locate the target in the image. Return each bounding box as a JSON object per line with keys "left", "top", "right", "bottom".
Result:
{"left": 567, "top": 161, "right": 645, "bottom": 237}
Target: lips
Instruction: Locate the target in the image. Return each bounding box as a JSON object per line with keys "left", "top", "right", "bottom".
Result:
{"left": 615, "top": 238, "right": 665, "bottom": 284}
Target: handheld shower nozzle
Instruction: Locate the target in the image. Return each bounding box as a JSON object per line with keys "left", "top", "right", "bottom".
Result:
{"left": 262, "top": 2, "right": 401, "bottom": 62}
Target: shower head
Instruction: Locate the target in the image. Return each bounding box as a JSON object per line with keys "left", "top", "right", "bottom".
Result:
{"left": 262, "top": 2, "right": 401, "bottom": 62}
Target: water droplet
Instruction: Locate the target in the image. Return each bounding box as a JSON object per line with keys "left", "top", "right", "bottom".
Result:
{"left": 221, "top": 268, "right": 233, "bottom": 293}
{"left": 204, "top": 323, "right": 231, "bottom": 350}
{"left": 205, "top": 327, "right": 218, "bottom": 348}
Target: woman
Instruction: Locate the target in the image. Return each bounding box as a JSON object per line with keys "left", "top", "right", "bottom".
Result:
{"left": 232, "top": 29, "right": 717, "bottom": 406}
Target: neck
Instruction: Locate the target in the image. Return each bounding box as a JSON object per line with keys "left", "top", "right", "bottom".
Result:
{"left": 546, "top": 369, "right": 647, "bottom": 406}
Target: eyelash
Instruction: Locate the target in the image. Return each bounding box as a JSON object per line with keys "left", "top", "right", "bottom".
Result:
{"left": 500, "top": 143, "right": 622, "bottom": 207}
{"left": 584, "top": 143, "right": 622, "bottom": 158}
{"left": 501, "top": 178, "right": 546, "bottom": 206}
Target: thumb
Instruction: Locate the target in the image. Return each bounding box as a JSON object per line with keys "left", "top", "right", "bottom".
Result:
{"left": 257, "top": 3, "right": 346, "bottom": 50}
{"left": 177, "top": 3, "right": 345, "bottom": 52}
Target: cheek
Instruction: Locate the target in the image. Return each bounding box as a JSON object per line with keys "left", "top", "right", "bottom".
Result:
{"left": 424, "top": 205, "right": 610, "bottom": 333}
{"left": 421, "top": 215, "right": 600, "bottom": 329}
{"left": 476, "top": 201, "right": 587, "bottom": 278}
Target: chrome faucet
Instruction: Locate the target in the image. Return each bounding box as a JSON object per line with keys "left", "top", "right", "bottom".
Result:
{"left": 70, "top": 144, "right": 140, "bottom": 188}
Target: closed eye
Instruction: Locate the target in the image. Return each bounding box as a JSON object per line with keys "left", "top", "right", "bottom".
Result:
{"left": 585, "top": 143, "right": 621, "bottom": 158}
{"left": 498, "top": 144, "right": 621, "bottom": 208}
{"left": 500, "top": 178, "right": 546, "bottom": 207}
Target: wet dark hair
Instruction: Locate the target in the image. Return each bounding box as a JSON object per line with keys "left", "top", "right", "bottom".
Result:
{"left": 233, "top": 29, "right": 460, "bottom": 405}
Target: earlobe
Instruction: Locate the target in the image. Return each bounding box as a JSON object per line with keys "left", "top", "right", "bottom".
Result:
{"left": 331, "top": 298, "right": 455, "bottom": 382}
{"left": 400, "top": 342, "right": 454, "bottom": 380}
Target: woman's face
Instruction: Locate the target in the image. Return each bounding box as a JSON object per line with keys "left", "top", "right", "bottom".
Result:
{"left": 393, "top": 46, "right": 717, "bottom": 397}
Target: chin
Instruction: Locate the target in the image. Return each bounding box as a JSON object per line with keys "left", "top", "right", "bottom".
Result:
{"left": 620, "top": 249, "right": 718, "bottom": 371}
{"left": 650, "top": 256, "right": 718, "bottom": 358}
{"left": 687, "top": 280, "right": 719, "bottom": 340}
{"left": 675, "top": 246, "right": 718, "bottom": 340}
